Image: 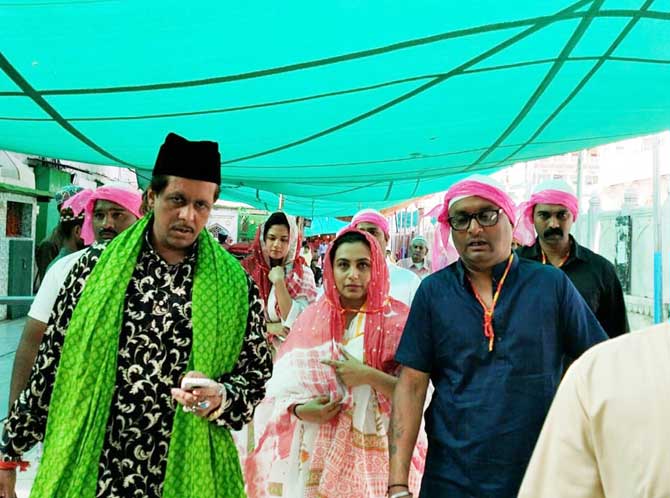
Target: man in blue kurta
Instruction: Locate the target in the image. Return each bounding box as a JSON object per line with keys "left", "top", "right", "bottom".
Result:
{"left": 387, "top": 175, "right": 608, "bottom": 498}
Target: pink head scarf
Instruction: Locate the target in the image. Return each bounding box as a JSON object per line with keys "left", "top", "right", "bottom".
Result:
{"left": 64, "top": 185, "right": 142, "bottom": 245}
{"left": 425, "top": 174, "right": 518, "bottom": 272}
{"left": 350, "top": 208, "right": 390, "bottom": 239}
{"left": 515, "top": 180, "right": 579, "bottom": 247}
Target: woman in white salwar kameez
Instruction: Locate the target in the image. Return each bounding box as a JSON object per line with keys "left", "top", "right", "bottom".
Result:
{"left": 246, "top": 228, "right": 426, "bottom": 498}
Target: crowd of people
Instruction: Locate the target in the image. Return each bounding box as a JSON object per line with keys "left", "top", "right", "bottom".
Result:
{"left": 0, "top": 132, "right": 666, "bottom": 498}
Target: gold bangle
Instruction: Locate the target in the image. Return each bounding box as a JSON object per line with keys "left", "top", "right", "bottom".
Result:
{"left": 207, "top": 402, "right": 226, "bottom": 421}
{"left": 206, "top": 383, "right": 227, "bottom": 421}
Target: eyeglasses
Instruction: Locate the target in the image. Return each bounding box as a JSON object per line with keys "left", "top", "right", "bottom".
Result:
{"left": 447, "top": 209, "right": 502, "bottom": 231}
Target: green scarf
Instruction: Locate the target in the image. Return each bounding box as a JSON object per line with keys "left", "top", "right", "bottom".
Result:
{"left": 31, "top": 216, "right": 250, "bottom": 498}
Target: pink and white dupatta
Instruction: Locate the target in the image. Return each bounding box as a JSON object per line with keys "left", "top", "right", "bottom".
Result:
{"left": 245, "top": 228, "right": 425, "bottom": 498}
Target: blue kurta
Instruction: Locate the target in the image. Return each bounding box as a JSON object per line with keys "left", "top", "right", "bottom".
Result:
{"left": 395, "top": 254, "right": 607, "bottom": 498}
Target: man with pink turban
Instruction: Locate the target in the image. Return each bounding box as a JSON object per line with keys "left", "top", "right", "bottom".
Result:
{"left": 387, "top": 174, "right": 607, "bottom": 498}
{"left": 516, "top": 179, "right": 629, "bottom": 338}
{"left": 7, "top": 184, "right": 142, "bottom": 411}
{"left": 351, "top": 208, "right": 421, "bottom": 306}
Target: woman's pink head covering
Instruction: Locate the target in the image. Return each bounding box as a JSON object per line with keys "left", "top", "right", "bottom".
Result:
{"left": 425, "top": 174, "right": 518, "bottom": 272}
{"left": 515, "top": 179, "right": 579, "bottom": 247}
{"left": 350, "top": 209, "right": 389, "bottom": 239}
{"left": 64, "top": 184, "right": 142, "bottom": 245}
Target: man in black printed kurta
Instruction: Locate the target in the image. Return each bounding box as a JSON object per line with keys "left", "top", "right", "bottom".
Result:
{"left": 0, "top": 133, "right": 272, "bottom": 498}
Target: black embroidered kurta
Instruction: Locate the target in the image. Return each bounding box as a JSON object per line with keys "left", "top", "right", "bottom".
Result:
{"left": 1, "top": 232, "right": 272, "bottom": 498}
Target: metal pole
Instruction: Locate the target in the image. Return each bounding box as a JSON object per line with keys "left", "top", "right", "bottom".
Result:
{"left": 653, "top": 135, "right": 663, "bottom": 323}
{"left": 278, "top": 194, "right": 284, "bottom": 211}
{"left": 575, "top": 150, "right": 584, "bottom": 241}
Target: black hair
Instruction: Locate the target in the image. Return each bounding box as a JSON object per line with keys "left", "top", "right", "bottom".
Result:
{"left": 149, "top": 174, "right": 221, "bottom": 202}
{"left": 329, "top": 231, "right": 371, "bottom": 265}
{"left": 58, "top": 218, "right": 83, "bottom": 240}
{"left": 263, "top": 212, "right": 290, "bottom": 240}
{"left": 149, "top": 175, "right": 170, "bottom": 196}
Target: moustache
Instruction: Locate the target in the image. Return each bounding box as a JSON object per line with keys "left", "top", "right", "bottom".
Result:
{"left": 543, "top": 228, "right": 563, "bottom": 238}
{"left": 98, "top": 228, "right": 118, "bottom": 238}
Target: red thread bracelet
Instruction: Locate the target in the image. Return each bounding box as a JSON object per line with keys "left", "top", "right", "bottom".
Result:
{"left": 0, "top": 460, "right": 30, "bottom": 472}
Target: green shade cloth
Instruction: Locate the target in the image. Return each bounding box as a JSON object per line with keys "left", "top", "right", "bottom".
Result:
{"left": 1, "top": 1, "right": 669, "bottom": 216}
{"left": 304, "top": 216, "right": 349, "bottom": 236}
{"left": 31, "top": 215, "right": 249, "bottom": 497}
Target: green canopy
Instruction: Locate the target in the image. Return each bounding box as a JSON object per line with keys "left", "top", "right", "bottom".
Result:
{"left": 1, "top": 1, "right": 669, "bottom": 215}
{"left": 305, "top": 217, "right": 349, "bottom": 237}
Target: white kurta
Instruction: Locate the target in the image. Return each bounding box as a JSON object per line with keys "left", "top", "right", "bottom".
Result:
{"left": 29, "top": 248, "right": 85, "bottom": 322}
{"left": 387, "top": 262, "right": 421, "bottom": 307}
{"left": 519, "top": 323, "right": 670, "bottom": 498}
{"left": 267, "top": 284, "right": 310, "bottom": 329}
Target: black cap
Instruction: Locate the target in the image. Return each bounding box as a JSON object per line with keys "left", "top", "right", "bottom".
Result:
{"left": 153, "top": 132, "right": 221, "bottom": 185}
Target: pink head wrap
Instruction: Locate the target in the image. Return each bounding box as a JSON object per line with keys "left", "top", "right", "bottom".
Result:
{"left": 64, "top": 185, "right": 142, "bottom": 245}
{"left": 515, "top": 180, "right": 579, "bottom": 247}
{"left": 425, "top": 174, "right": 518, "bottom": 272}
{"left": 350, "top": 209, "right": 390, "bottom": 239}
{"left": 62, "top": 188, "right": 92, "bottom": 215}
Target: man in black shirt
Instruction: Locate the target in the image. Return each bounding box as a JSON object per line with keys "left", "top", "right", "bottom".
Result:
{"left": 516, "top": 180, "right": 629, "bottom": 338}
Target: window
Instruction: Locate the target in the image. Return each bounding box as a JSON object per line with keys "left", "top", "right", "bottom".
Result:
{"left": 5, "top": 201, "right": 32, "bottom": 237}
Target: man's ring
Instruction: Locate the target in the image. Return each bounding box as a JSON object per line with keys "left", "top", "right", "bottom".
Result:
{"left": 197, "top": 400, "right": 210, "bottom": 410}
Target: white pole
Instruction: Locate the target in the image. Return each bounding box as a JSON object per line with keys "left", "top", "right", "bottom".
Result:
{"left": 653, "top": 135, "right": 663, "bottom": 323}
{"left": 575, "top": 150, "right": 584, "bottom": 241}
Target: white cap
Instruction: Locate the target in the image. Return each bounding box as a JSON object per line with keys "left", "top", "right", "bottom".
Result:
{"left": 352, "top": 208, "right": 384, "bottom": 219}
{"left": 532, "top": 179, "right": 575, "bottom": 196}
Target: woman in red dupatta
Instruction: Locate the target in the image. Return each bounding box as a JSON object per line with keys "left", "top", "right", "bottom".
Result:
{"left": 241, "top": 211, "right": 317, "bottom": 341}
{"left": 246, "top": 228, "right": 426, "bottom": 498}
{"left": 236, "top": 212, "right": 318, "bottom": 467}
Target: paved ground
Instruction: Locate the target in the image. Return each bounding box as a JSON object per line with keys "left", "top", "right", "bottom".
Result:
{"left": 0, "top": 317, "right": 37, "bottom": 497}
{"left": 0, "top": 318, "right": 23, "bottom": 422}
